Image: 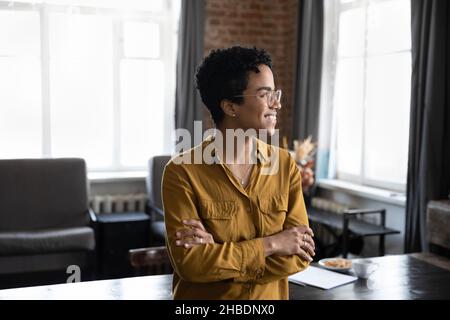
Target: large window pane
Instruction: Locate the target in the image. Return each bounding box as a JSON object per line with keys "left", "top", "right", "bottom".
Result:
{"left": 38, "top": 0, "right": 164, "bottom": 12}
{"left": 364, "top": 53, "right": 411, "bottom": 184}
{"left": 0, "top": 10, "right": 40, "bottom": 56}
{"left": 49, "top": 12, "right": 112, "bottom": 59}
{"left": 367, "top": 0, "right": 411, "bottom": 55}
{"left": 50, "top": 58, "right": 114, "bottom": 168}
{"left": 124, "top": 21, "right": 160, "bottom": 58}
{"left": 120, "top": 60, "right": 164, "bottom": 167}
{"left": 0, "top": 9, "right": 41, "bottom": 159}
{"left": 335, "top": 58, "right": 364, "bottom": 176}
{"left": 0, "top": 58, "right": 42, "bottom": 158}
{"left": 49, "top": 13, "right": 113, "bottom": 169}
{"left": 338, "top": 7, "right": 365, "bottom": 57}
{"left": 0, "top": 3, "right": 176, "bottom": 171}
{"left": 324, "top": 0, "right": 411, "bottom": 190}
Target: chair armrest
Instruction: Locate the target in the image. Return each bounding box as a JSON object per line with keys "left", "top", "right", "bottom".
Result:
{"left": 344, "top": 208, "right": 385, "bottom": 216}
{"left": 88, "top": 208, "right": 99, "bottom": 237}
{"left": 146, "top": 202, "right": 164, "bottom": 219}
{"left": 88, "top": 207, "right": 97, "bottom": 223}
{"left": 87, "top": 208, "right": 99, "bottom": 257}
{"left": 344, "top": 208, "right": 386, "bottom": 227}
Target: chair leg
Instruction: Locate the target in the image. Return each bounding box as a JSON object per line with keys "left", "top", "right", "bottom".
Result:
{"left": 342, "top": 217, "right": 350, "bottom": 258}
{"left": 379, "top": 235, "right": 385, "bottom": 256}
{"left": 342, "top": 239, "right": 349, "bottom": 258}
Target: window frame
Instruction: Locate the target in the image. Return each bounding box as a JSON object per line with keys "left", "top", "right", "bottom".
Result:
{"left": 0, "top": 0, "right": 177, "bottom": 173}
{"left": 324, "top": 0, "right": 411, "bottom": 193}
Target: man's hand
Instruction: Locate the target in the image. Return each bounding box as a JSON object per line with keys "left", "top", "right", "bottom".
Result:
{"left": 175, "top": 219, "right": 215, "bottom": 249}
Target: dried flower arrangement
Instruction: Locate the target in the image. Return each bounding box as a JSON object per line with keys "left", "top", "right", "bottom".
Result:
{"left": 292, "top": 135, "right": 317, "bottom": 191}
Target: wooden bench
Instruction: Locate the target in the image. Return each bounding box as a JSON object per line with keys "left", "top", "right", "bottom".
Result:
{"left": 307, "top": 198, "right": 400, "bottom": 258}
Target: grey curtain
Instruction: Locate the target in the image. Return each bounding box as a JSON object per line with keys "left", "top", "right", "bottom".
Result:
{"left": 292, "top": 0, "right": 324, "bottom": 143}
{"left": 175, "top": 0, "right": 205, "bottom": 143}
{"left": 405, "top": 0, "right": 450, "bottom": 253}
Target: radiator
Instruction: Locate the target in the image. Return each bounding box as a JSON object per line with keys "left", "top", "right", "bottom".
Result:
{"left": 90, "top": 193, "right": 148, "bottom": 214}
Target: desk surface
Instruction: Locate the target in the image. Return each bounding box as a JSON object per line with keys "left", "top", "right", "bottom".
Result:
{"left": 1, "top": 253, "right": 449, "bottom": 300}
{"left": 291, "top": 253, "right": 450, "bottom": 299}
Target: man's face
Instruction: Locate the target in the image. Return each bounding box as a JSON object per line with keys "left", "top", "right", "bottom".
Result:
{"left": 235, "top": 64, "right": 281, "bottom": 136}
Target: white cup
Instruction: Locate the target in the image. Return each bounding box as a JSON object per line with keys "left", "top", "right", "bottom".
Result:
{"left": 352, "top": 259, "right": 379, "bottom": 279}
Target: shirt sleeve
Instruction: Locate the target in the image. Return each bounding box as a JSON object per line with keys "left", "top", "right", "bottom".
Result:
{"left": 163, "top": 161, "right": 266, "bottom": 283}
{"left": 255, "top": 155, "right": 311, "bottom": 284}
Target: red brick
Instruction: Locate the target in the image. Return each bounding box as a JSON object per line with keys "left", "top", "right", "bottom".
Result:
{"left": 239, "top": 12, "right": 264, "bottom": 19}
{"left": 208, "top": 19, "right": 221, "bottom": 25}
{"left": 249, "top": 3, "right": 261, "bottom": 10}
{"left": 204, "top": 0, "right": 299, "bottom": 143}
{"left": 207, "top": 9, "right": 227, "bottom": 17}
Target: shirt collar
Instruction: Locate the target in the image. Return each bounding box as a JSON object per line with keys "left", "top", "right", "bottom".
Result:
{"left": 203, "top": 133, "right": 269, "bottom": 164}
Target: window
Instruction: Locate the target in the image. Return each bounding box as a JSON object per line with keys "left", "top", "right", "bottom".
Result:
{"left": 0, "top": 0, "right": 180, "bottom": 171}
{"left": 321, "top": 0, "right": 411, "bottom": 192}
{"left": 0, "top": 9, "right": 42, "bottom": 158}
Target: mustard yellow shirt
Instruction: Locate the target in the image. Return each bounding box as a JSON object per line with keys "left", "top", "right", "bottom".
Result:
{"left": 162, "top": 135, "right": 310, "bottom": 299}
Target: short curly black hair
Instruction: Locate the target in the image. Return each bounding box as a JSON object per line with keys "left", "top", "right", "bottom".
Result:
{"left": 195, "top": 46, "right": 272, "bottom": 125}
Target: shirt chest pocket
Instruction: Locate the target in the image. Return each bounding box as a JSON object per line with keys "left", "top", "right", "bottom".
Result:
{"left": 258, "top": 195, "right": 288, "bottom": 236}
{"left": 199, "top": 200, "right": 237, "bottom": 242}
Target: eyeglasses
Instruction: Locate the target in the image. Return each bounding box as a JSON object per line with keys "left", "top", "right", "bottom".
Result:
{"left": 233, "top": 89, "right": 282, "bottom": 106}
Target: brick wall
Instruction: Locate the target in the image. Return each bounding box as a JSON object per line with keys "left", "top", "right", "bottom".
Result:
{"left": 203, "top": 0, "right": 299, "bottom": 144}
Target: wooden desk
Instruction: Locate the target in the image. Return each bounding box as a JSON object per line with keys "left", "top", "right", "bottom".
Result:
{"left": 0, "top": 253, "right": 449, "bottom": 300}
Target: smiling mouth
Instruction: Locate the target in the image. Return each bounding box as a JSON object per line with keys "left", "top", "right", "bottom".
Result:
{"left": 264, "top": 114, "right": 277, "bottom": 121}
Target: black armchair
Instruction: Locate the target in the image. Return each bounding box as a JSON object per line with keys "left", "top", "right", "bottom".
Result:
{"left": 0, "top": 158, "right": 97, "bottom": 288}
{"left": 145, "top": 155, "right": 171, "bottom": 246}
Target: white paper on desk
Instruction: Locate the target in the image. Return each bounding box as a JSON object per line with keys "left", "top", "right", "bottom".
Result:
{"left": 288, "top": 266, "right": 357, "bottom": 290}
